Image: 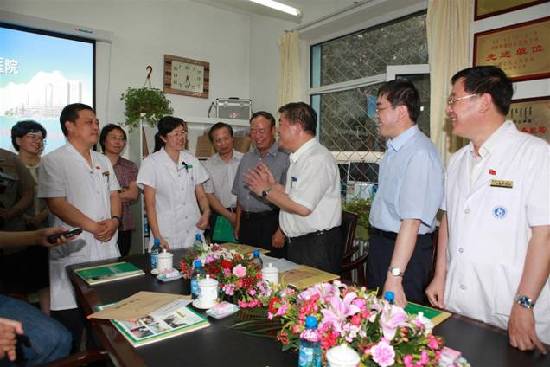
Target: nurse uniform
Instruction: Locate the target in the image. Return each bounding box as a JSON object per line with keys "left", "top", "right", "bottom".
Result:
{"left": 137, "top": 149, "right": 208, "bottom": 249}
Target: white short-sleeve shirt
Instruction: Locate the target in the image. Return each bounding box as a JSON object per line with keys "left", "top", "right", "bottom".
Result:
{"left": 202, "top": 150, "right": 243, "bottom": 209}
{"left": 279, "top": 138, "right": 342, "bottom": 237}
{"left": 137, "top": 149, "right": 208, "bottom": 249}
{"left": 444, "top": 121, "right": 550, "bottom": 343}
{"left": 38, "top": 144, "right": 120, "bottom": 311}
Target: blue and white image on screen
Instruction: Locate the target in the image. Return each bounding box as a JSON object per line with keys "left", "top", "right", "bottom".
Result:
{"left": 0, "top": 26, "right": 94, "bottom": 154}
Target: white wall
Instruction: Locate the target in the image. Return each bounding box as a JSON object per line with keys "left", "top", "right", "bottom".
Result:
{"left": 0, "top": 0, "right": 252, "bottom": 127}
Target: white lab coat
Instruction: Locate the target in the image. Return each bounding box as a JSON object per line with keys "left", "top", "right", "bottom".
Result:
{"left": 443, "top": 121, "right": 550, "bottom": 343}
{"left": 38, "top": 144, "right": 120, "bottom": 311}
{"left": 137, "top": 149, "right": 208, "bottom": 249}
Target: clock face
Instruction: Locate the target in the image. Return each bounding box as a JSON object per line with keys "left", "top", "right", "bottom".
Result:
{"left": 171, "top": 60, "right": 204, "bottom": 93}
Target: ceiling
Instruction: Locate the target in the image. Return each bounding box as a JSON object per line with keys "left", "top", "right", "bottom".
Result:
{"left": 189, "top": 0, "right": 361, "bottom": 23}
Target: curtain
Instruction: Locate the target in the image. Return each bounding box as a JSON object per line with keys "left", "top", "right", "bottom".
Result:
{"left": 427, "top": 0, "right": 473, "bottom": 161}
{"left": 278, "top": 31, "right": 303, "bottom": 107}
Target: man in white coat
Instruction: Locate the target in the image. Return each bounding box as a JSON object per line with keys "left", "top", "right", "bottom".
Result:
{"left": 426, "top": 66, "right": 550, "bottom": 353}
{"left": 38, "top": 103, "right": 121, "bottom": 350}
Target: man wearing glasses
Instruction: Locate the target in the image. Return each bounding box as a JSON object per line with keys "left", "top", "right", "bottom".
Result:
{"left": 367, "top": 79, "right": 444, "bottom": 307}
{"left": 426, "top": 66, "right": 550, "bottom": 353}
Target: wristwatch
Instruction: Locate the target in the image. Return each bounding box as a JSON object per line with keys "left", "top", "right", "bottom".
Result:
{"left": 388, "top": 266, "right": 404, "bottom": 277}
{"left": 514, "top": 295, "right": 535, "bottom": 309}
{"left": 111, "top": 215, "right": 121, "bottom": 226}
{"left": 261, "top": 187, "right": 272, "bottom": 198}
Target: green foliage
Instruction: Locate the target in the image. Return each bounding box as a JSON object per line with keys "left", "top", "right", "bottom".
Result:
{"left": 120, "top": 87, "right": 173, "bottom": 130}
{"left": 343, "top": 198, "right": 371, "bottom": 229}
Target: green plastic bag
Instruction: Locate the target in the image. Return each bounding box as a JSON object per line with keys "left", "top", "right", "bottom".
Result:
{"left": 212, "top": 215, "right": 236, "bottom": 243}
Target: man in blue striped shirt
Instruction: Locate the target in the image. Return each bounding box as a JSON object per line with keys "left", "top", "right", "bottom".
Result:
{"left": 367, "top": 79, "right": 444, "bottom": 306}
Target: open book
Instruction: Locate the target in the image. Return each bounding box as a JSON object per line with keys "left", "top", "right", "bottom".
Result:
{"left": 103, "top": 299, "right": 209, "bottom": 347}
{"left": 74, "top": 261, "right": 145, "bottom": 286}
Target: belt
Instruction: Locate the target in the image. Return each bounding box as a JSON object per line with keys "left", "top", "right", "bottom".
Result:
{"left": 369, "top": 227, "right": 432, "bottom": 240}
{"left": 241, "top": 210, "right": 278, "bottom": 219}
{"left": 287, "top": 226, "right": 340, "bottom": 243}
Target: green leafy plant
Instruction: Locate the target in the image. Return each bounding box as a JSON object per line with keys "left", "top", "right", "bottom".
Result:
{"left": 343, "top": 198, "right": 371, "bottom": 229}
{"left": 120, "top": 87, "right": 173, "bottom": 129}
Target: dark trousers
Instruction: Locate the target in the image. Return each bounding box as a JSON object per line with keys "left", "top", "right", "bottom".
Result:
{"left": 118, "top": 230, "right": 132, "bottom": 258}
{"left": 286, "top": 226, "right": 343, "bottom": 274}
{"left": 239, "top": 210, "right": 286, "bottom": 258}
{"left": 366, "top": 227, "right": 433, "bottom": 304}
{"left": 50, "top": 308, "right": 85, "bottom": 353}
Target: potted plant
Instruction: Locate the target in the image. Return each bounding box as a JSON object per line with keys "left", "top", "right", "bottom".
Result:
{"left": 120, "top": 87, "right": 173, "bottom": 130}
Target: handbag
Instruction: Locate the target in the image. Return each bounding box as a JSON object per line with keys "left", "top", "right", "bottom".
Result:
{"left": 212, "top": 215, "right": 236, "bottom": 243}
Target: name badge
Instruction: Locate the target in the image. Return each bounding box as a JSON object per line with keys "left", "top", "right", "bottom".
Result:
{"left": 490, "top": 179, "right": 513, "bottom": 189}
{"left": 291, "top": 176, "right": 297, "bottom": 188}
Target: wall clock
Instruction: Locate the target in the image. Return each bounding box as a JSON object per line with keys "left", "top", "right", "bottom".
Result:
{"left": 163, "top": 55, "right": 209, "bottom": 99}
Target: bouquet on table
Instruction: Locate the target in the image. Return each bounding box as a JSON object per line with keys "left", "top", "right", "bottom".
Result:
{"left": 180, "top": 244, "right": 274, "bottom": 308}
{"left": 267, "top": 281, "right": 469, "bottom": 367}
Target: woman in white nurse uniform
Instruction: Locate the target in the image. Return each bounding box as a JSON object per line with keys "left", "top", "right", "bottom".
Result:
{"left": 138, "top": 117, "right": 210, "bottom": 249}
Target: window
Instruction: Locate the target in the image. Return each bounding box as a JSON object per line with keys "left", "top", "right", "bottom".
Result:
{"left": 309, "top": 11, "right": 429, "bottom": 198}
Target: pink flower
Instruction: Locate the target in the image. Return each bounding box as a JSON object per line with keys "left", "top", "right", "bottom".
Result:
{"left": 419, "top": 350, "right": 429, "bottom": 365}
{"left": 403, "top": 354, "right": 414, "bottom": 367}
{"left": 319, "top": 292, "right": 361, "bottom": 333}
{"left": 427, "top": 335, "right": 439, "bottom": 350}
{"left": 370, "top": 339, "right": 395, "bottom": 367}
{"left": 380, "top": 304, "right": 407, "bottom": 340}
{"left": 233, "top": 264, "right": 246, "bottom": 278}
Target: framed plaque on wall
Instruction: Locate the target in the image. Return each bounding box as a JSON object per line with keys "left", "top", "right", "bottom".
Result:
{"left": 475, "top": 0, "right": 546, "bottom": 20}
{"left": 473, "top": 16, "right": 550, "bottom": 81}
{"left": 507, "top": 96, "right": 550, "bottom": 142}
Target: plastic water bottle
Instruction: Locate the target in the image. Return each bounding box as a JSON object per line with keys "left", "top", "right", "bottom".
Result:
{"left": 251, "top": 248, "right": 263, "bottom": 270}
{"left": 191, "top": 260, "right": 205, "bottom": 300}
{"left": 193, "top": 233, "right": 203, "bottom": 252}
{"left": 150, "top": 238, "right": 161, "bottom": 271}
{"left": 384, "top": 291, "right": 395, "bottom": 305}
{"left": 298, "top": 316, "right": 321, "bottom": 367}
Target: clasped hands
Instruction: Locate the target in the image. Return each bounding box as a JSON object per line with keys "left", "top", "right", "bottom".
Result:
{"left": 91, "top": 218, "right": 118, "bottom": 242}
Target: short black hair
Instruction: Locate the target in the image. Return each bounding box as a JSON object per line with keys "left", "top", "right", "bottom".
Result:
{"left": 60, "top": 103, "right": 95, "bottom": 136}
{"left": 208, "top": 122, "right": 233, "bottom": 143}
{"left": 377, "top": 79, "right": 420, "bottom": 123}
{"left": 11, "top": 120, "right": 48, "bottom": 151}
{"left": 154, "top": 116, "right": 187, "bottom": 152}
{"left": 278, "top": 102, "right": 317, "bottom": 136}
{"left": 99, "top": 124, "right": 127, "bottom": 152}
{"left": 451, "top": 66, "right": 513, "bottom": 115}
{"left": 250, "top": 111, "right": 276, "bottom": 127}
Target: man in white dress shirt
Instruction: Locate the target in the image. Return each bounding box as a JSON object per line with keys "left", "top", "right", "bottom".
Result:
{"left": 246, "top": 102, "right": 343, "bottom": 273}
{"left": 202, "top": 122, "right": 243, "bottom": 242}
{"left": 38, "top": 103, "right": 121, "bottom": 350}
{"left": 426, "top": 66, "right": 550, "bottom": 353}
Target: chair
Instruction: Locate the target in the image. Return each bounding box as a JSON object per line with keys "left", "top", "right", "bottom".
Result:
{"left": 339, "top": 211, "right": 368, "bottom": 286}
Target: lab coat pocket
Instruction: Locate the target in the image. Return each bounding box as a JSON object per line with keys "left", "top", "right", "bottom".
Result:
{"left": 49, "top": 238, "right": 87, "bottom": 260}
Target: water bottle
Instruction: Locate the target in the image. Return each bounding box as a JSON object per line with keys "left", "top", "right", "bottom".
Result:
{"left": 191, "top": 260, "right": 205, "bottom": 300}
{"left": 251, "top": 248, "right": 263, "bottom": 270}
{"left": 193, "top": 233, "right": 203, "bottom": 252}
{"left": 384, "top": 291, "right": 395, "bottom": 305}
{"left": 298, "top": 316, "right": 321, "bottom": 367}
{"left": 150, "top": 238, "right": 161, "bottom": 271}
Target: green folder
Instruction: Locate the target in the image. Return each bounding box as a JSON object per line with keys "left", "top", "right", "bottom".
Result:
{"left": 405, "top": 302, "right": 451, "bottom": 326}
{"left": 75, "top": 261, "right": 144, "bottom": 286}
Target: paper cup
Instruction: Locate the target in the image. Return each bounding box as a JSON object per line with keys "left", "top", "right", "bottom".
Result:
{"left": 326, "top": 344, "right": 360, "bottom": 367}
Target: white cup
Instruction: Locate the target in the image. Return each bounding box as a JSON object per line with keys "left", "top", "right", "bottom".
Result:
{"left": 261, "top": 263, "right": 279, "bottom": 285}
{"left": 157, "top": 249, "right": 173, "bottom": 272}
{"left": 198, "top": 275, "right": 218, "bottom": 308}
{"left": 326, "top": 344, "right": 360, "bottom": 367}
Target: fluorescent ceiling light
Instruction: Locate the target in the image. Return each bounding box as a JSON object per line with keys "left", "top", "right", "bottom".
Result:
{"left": 249, "top": 0, "right": 301, "bottom": 17}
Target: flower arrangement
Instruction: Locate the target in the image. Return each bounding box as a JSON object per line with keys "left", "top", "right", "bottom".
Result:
{"left": 180, "top": 244, "right": 274, "bottom": 308}
{"left": 267, "top": 281, "right": 470, "bottom": 367}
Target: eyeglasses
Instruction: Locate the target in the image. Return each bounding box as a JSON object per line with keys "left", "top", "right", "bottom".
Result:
{"left": 375, "top": 105, "right": 392, "bottom": 114}
{"left": 447, "top": 94, "right": 477, "bottom": 106}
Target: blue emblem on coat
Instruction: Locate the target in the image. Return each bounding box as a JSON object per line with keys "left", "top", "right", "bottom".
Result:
{"left": 492, "top": 206, "right": 507, "bottom": 219}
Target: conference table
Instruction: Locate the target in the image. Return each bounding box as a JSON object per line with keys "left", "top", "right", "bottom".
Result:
{"left": 68, "top": 251, "right": 549, "bottom": 367}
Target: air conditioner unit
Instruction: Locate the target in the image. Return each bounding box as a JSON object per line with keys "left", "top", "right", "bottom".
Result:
{"left": 215, "top": 98, "right": 252, "bottom": 120}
